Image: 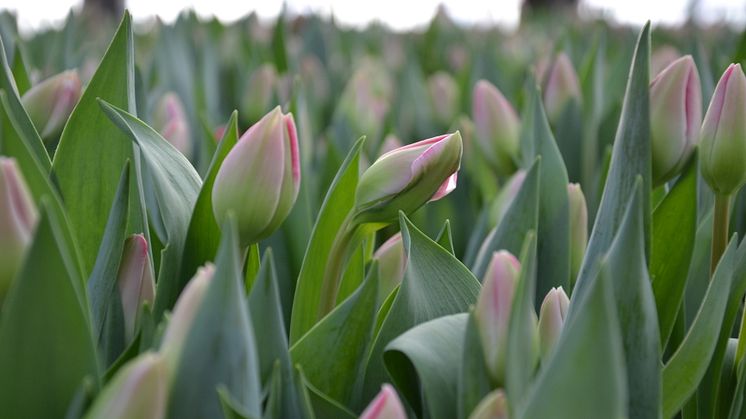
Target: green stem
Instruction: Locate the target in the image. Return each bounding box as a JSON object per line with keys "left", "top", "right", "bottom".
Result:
{"left": 710, "top": 193, "right": 731, "bottom": 278}
{"left": 317, "top": 216, "right": 361, "bottom": 320}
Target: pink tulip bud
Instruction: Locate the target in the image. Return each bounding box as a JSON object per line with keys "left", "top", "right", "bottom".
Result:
{"left": 650, "top": 56, "right": 702, "bottom": 185}
{"left": 379, "top": 134, "right": 403, "bottom": 157}
{"left": 538, "top": 286, "right": 570, "bottom": 361}
{"left": 116, "top": 234, "right": 155, "bottom": 343}
{"left": 472, "top": 80, "right": 520, "bottom": 174}
{"left": 428, "top": 71, "right": 460, "bottom": 125}
{"left": 360, "top": 384, "right": 407, "bottom": 419}
{"left": 651, "top": 46, "right": 680, "bottom": 77}
{"left": 567, "top": 183, "right": 588, "bottom": 281}
{"left": 373, "top": 233, "right": 406, "bottom": 302}
{"left": 700, "top": 63, "right": 746, "bottom": 195}
{"left": 212, "top": 107, "right": 300, "bottom": 246}
{"left": 354, "top": 132, "right": 462, "bottom": 225}
{"left": 160, "top": 263, "right": 214, "bottom": 371}
{"left": 21, "top": 69, "right": 81, "bottom": 140}
{"left": 468, "top": 390, "right": 509, "bottom": 419}
{"left": 543, "top": 53, "right": 581, "bottom": 125}
{"left": 0, "top": 157, "right": 37, "bottom": 297}
{"left": 84, "top": 353, "right": 168, "bottom": 419}
{"left": 242, "top": 63, "right": 278, "bottom": 123}
{"left": 475, "top": 251, "right": 521, "bottom": 384}
{"left": 488, "top": 170, "right": 527, "bottom": 228}
{"left": 153, "top": 92, "right": 192, "bottom": 160}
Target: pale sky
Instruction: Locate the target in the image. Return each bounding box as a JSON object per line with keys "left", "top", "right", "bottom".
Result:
{"left": 2, "top": 0, "right": 745, "bottom": 32}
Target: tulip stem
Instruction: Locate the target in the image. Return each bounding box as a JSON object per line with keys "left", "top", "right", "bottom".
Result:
{"left": 317, "top": 216, "right": 362, "bottom": 319}
{"left": 710, "top": 193, "right": 731, "bottom": 278}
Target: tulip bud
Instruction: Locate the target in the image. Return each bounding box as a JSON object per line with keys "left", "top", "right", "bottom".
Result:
{"left": 242, "top": 63, "right": 278, "bottom": 124}
{"left": 0, "top": 157, "right": 37, "bottom": 298}
{"left": 379, "top": 134, "right": 403, "bottom": 157}
{"left": 543, "top": 53, "right": 581, "bottom": 125}
{"left": 360, "top": 384, "right": 407, "bottom": 419}
{"left": 468, "top": 390, "right": 509, "bottom": 419}
{"left": 353, "top": 132, "right": 462, "bottom": 225}
{"left": 650, "top": 56, "right": 702, "bottom": 185}
{"left": 160, "top": 263, "right": 214, "bottom": 371}
{"left": 84, "top": 353, "right": 167, "bottom": 419}
{"left": 153, "top": 92, "right": 192, "bottom": 160}
{"left": 373, "top": 233, "right": 406, "bottom": 302}
{"left": 472, "top": 80, "right": 520, "bottom": 174}
{"left": 117, "top": 234, "right": 155, "bottom": 343}
{"left": 488, "top": 170, "right": 527, "bottom": 228}
{"left": 567, "top": 183, "right": 588, "bottom": 281}
{"left": 475, "top": 251, "right": 520, "bottom": 384}
{"left": 428, "top": 71, "right": 460, "bottom": 126}
{"left": 212, "top": 107, "right": 300, "bottom": 246}
{"left": 538, "top": 286, "right": 570, "bottom": 361}
{"left": 700, "top": 63, "right": 746, "bottom": 195}
{"left": 651, "top": 46, "right": 680, "bottom": 77}
{"left": 21, "top": 70, "right": 81, "bottom": 141}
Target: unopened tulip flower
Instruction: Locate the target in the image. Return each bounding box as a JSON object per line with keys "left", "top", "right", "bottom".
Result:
{"left": 428, "top": 71, "right": 460, "bottom": 125}
{"left": 651, "top": 45, "right": 681, "bottom": 76}
{"left": 488, "top": 170, "right": 527, "bottom": 228}
{"left": 700, "top": 63, "right": 746, "bottom": 196}
{"left": 353, "top": 132, "right": 462, "bottom": 225}
{"left": 472, "top": 80, "right": 520, "bottom": 174}
{"left": 212, "top": 107, "right": 300, "bottom": 246}
{"left": 84, "top": 353, "right": 167, "bottom": 419}
{"left": 468, "top": 390, "right": 509, "bottom": 419}
{"left": 160, "top": 264, "right": 214, "bottom": 371}
{"left": 360, "top": 384, "right": 407, "bottom": 419}
{"left": 543, "top": 53, "right": 582, "bottom": 125}
{"left": 117, "top": 234, "right": 155, "bottom": 343}
{"left": 242, "top": 63, "right": 278, "bottom": 123}
{"left": 567, "top": 183, "right": 588, "bottom": 281}
{"left": 475, "top": 250, "right": 521, "bottom": 384}
{"left": 21, "top": 69, "right": 81, "bottom": 141}
{"left": 538, "top": 286, "right": 570, "bottom": 361}
{"left": 650, "top": 55, "right": 702, "bottom": 185}
{"left": 373, "top": 233, "right": 406, "bottom": 303}
{"left": 0, "top": 157, "right": 37, "bottom": 298}
{"left": 153, "top": 92, "right": 192, "bottom": 159}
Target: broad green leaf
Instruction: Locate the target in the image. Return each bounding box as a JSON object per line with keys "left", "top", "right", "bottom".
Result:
{"left": 362, "top": 213, "right": 481, "bottom": 408}
{"left": 10, "top": 44, "right": 30, "bottom": 96}
{"left": 0, "top": 201, "right": 98, "bottom": 418}
{"left": 517, "top": 262, "right": 627, "bottom": 419}
{"left": 521, "top": 85, "right": 570, "bottom": 303}
{"left": 472, "top": 158, "right": 540, "bottom": 279}
{"left": 303, "top": 377, "right": 356, "bottom": 419}
{"left": 662, "top": 236, "right": 739, "bottom": 418}
{"left": 87, "top": 163, "right": 130, "bottom": 366}
{"left": 290, "top": 261, "right": 378, "bottom": 406}
{"left": 99, "top": 100, "right": 201, "bottom": 319}
{"left": 168, "top": 217, "right": 262, "bottom": 419}
{"left": 435, "top": 219, "right": 455, "bottom": 255}
{"left": 651, "top": 155, "right": 697, "bottom": 347}
{"left": 458, "top": 312, "right": 492, "bottom": 419}
{"left": 604, "top": 179, "right": 661, "bottom": 419}
{"left": 218, "top": 386, "right": 257, "bottom": 419}
{"left": 52, "top": 13, "right": 138, "bottom": 275}
{"left": 290, "top": 136, "right": 365, "bottom": 344}
{"left": 384, "top": 313, "right": 468, "bottom": 419}
{"left": 572, "top": 22, "right": 651, "bottom": 312}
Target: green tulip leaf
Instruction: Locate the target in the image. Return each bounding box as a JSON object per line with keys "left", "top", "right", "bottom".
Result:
{"left": 458, "top": 312, "right": 493, "bottom": 419}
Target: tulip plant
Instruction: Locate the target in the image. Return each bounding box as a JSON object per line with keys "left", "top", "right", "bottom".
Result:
{"left": 3, "top": 7, "right": 746, "bottom": 419}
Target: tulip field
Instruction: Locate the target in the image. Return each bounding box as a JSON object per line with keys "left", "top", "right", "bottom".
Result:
{"left": 3, "top": 6, "right": 746, "bottom": 418}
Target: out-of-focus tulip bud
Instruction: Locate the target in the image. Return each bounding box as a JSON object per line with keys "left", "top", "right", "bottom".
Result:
{"left": 468, "top": 390, "right": 509, "bottom": 419}
{"left": 373, "top": 233, "right": 406, "bottom": 302}
{"left": 428, "top": 71, "right": 460, "bottom": 126}
{"left": 0, "top": 157, "right": 37, "bottom": 298}
{"left": 538, "top": 286, "right": 570, "bottom": 361}
{"left": 650, "top": 56, "right": 702, "bottom": 185}
{"left": 84, "top": 353, "right": 167, "bottom": 419}
{"left": 472, "top": 80, "right": 520, "bottom": 174}
{"left": 567, "top": 183, "right": 588, "bottom": 281}
{"left": 379, "top": 134, "right": 403, "bottom": 157}
{"left": 153, "top": 92, "right": 192, "bottom": 160}
{"left": 488, "top": 170, "right": 527, "bottom": 228}
{"left": 21, "top": 70, "right": 81, "bottom": 141}
{"left": 700, "top": 63, "right": 746, "bottom": 196}
{"left": 337, "top": 58, "right": 393, "bottom": 145}
{"left": 353, "top": 132, "right": 462, "bottom": 225}
{"left": 543, "top": 53, "right": 581, "bottom": 125}
{"left": 475, "top": 251, "right": 520, "bottom": 384}
{"left": 242, "top": 63, "right": 278, "bottom": 123}
{"left": 160, "top": 264, "right": 214, "bottom": 371}
{"left": 212, "top": 107, "right": 300, "bottom": 246}
{"left": 360, "top": 384, "right": 407, "bottom": 419}
{"left": 117, "top": 234, "right": 155, "bottom": 343}
{"left": 651, "top": 45, "right": 680, "bottom": 77}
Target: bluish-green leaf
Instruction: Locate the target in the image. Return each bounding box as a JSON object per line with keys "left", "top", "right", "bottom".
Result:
{"left": 458, "top": 312, "right": 492, "bottom": 419}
